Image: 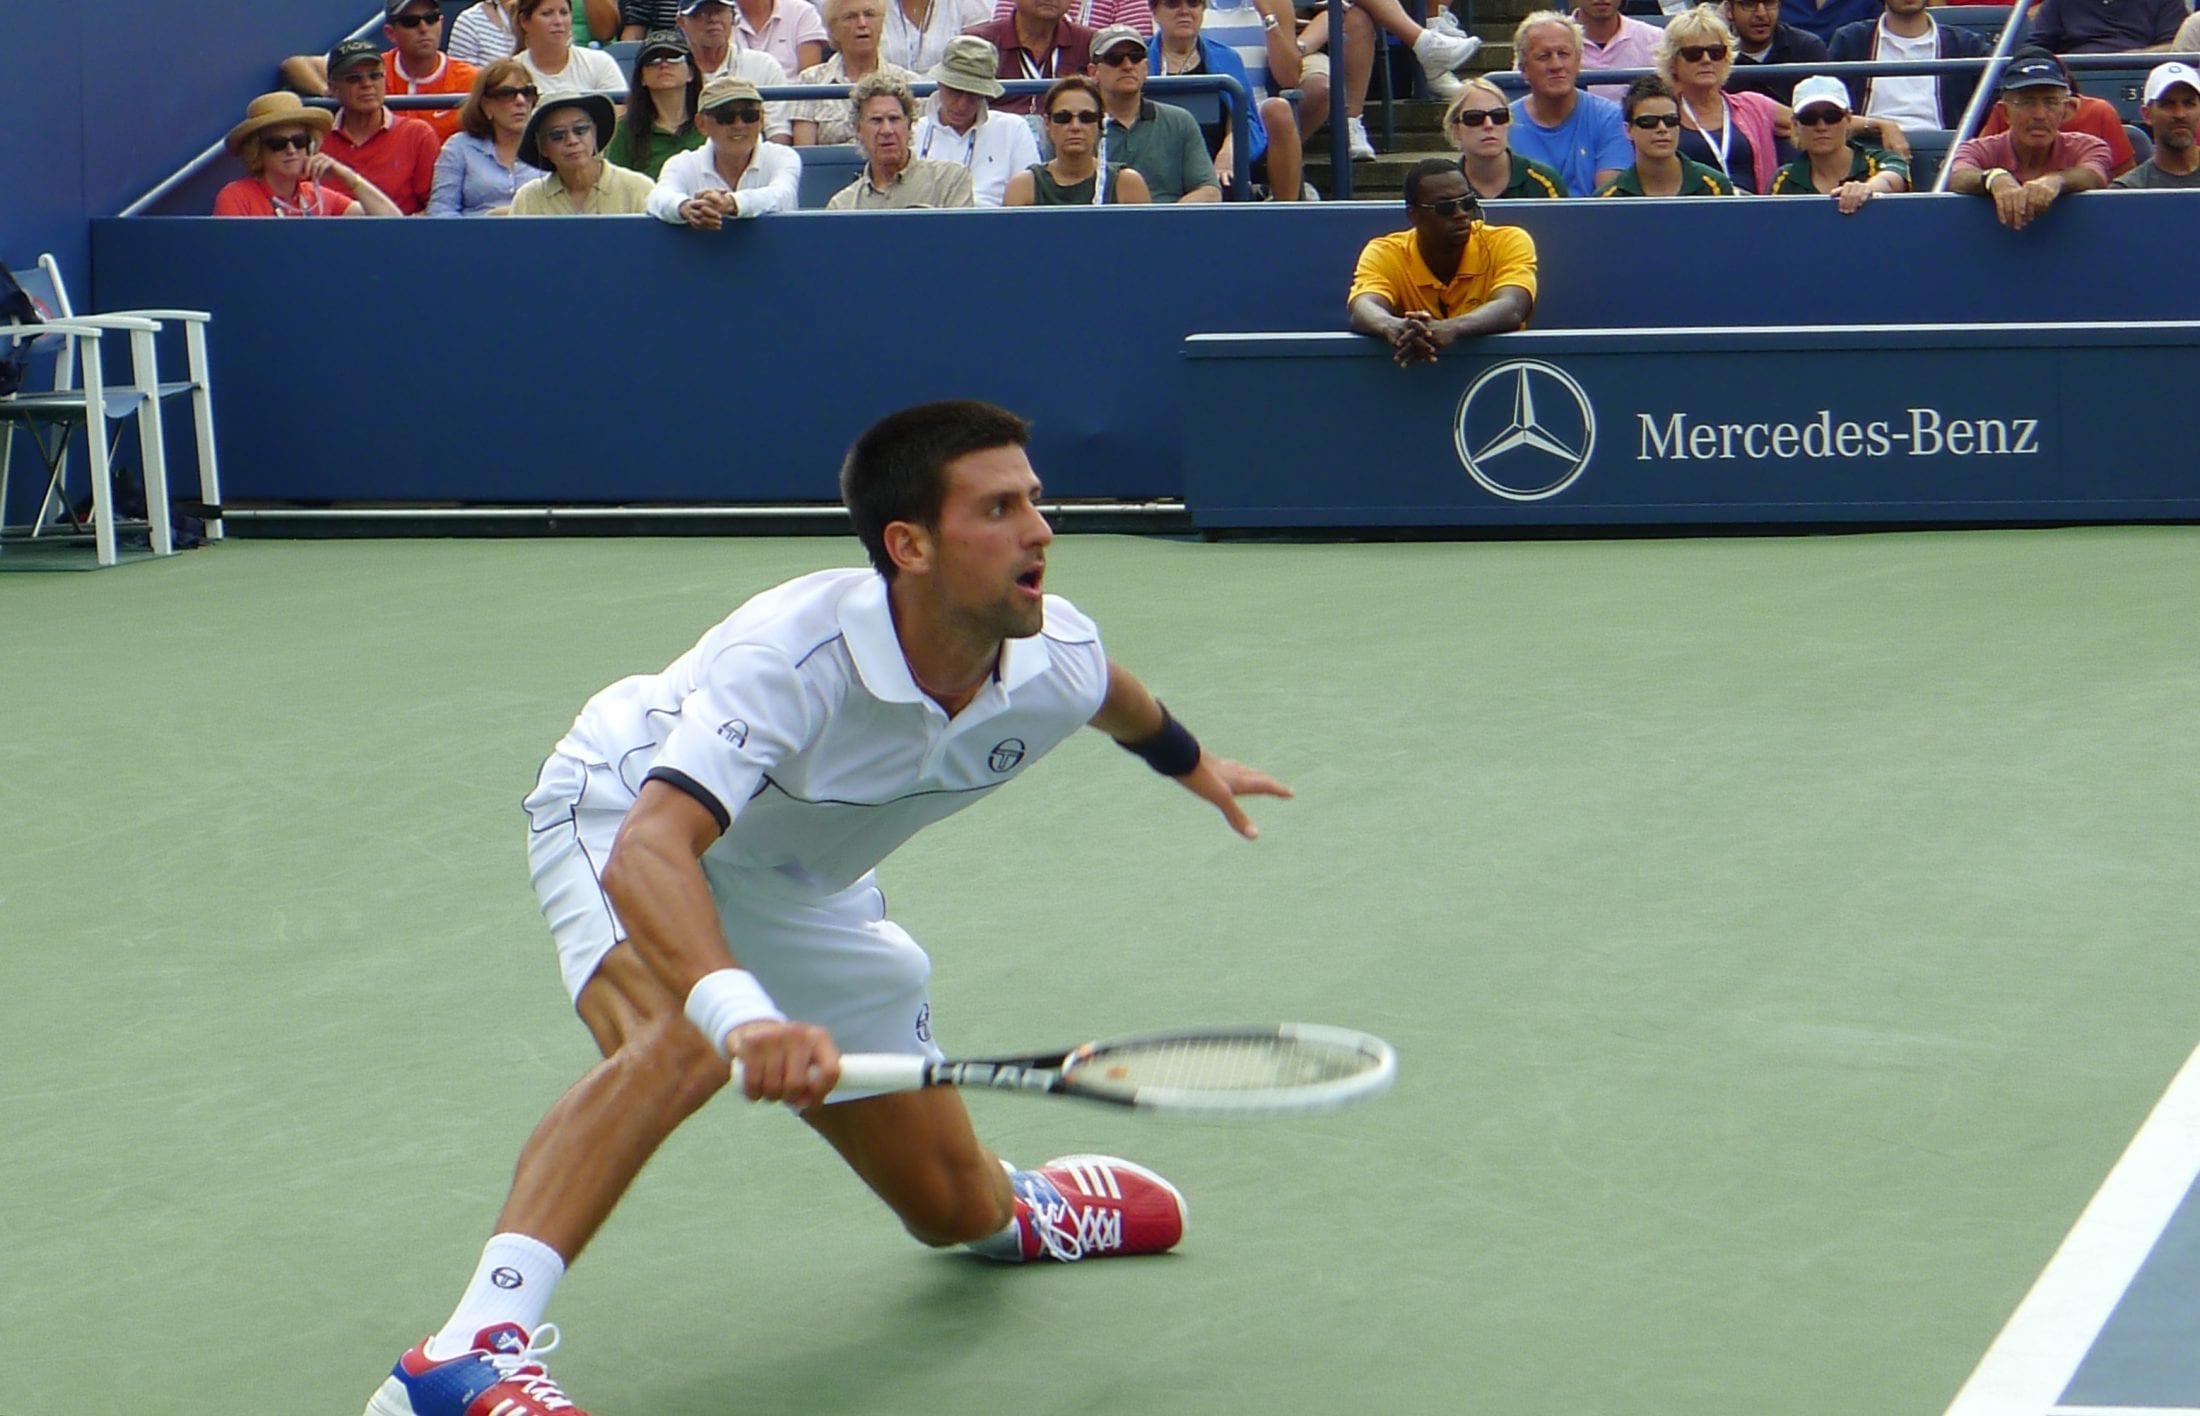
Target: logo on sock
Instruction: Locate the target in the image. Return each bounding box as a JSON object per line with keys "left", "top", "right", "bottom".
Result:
{"left": 491, "top": 1266, "right": 525, "bottom": 1290}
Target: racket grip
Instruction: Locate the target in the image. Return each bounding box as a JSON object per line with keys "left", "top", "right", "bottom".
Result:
{"left": 727, "top": 1053, "right": 929, "bottom": 1096}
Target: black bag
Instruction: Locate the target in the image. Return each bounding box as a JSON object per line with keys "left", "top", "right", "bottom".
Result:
{"left": 0, "top": 264, "right": 45, "bottom": 397}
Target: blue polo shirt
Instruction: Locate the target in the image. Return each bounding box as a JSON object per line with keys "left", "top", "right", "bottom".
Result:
{"left": 1507, "top": 91, "right": 1629, "bottom": 200}
{"left": 1780, "top": 0, "right": 1884, "bottom": 45}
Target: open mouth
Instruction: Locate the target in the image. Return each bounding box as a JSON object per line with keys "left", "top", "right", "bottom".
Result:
{"left": 1015, "top": 565, "right": 1045, "bottom": 594}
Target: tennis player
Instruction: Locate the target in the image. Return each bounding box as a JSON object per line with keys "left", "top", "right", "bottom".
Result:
{"left": 363, "top": 400, "right": 1292, "bottom": 1416}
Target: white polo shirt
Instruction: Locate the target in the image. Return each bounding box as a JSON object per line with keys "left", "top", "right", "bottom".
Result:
{"left": 550, "top": 567, "right": 1109, "bottom": 894}
{"left": 912, "top": 106, "right": 1043, "bottom": 207}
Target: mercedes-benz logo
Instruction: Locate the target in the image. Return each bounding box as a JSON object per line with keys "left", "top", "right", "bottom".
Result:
{"left": 1453, "top": 359, "right": 1597, "bottom": 501}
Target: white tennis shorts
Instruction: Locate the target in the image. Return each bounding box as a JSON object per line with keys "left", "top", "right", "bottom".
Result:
{"left": 522, "top": 754, "right": 944, "bottom": 1067}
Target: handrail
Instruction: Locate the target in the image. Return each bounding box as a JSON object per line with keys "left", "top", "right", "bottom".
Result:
{"left": 124, "top": 74, "right": 1255, "bottom": 211}
{"left": 1484, "top": 51, "right": 2200, "bottom": 89}
{"left": 1328, "top": 0, "right": 1351, "bottom": 201}
{"left": 1936, "top": 1, "right": 2042, "bottom": 191}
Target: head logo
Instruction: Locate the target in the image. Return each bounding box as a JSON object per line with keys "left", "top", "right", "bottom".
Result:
{"left": 915, "top": 1002, "right": 932, "bottom": 1043}
{"left": 987, "top": 738, "right": 1026, "bottom": 773}
{"left": 490, "top": 1267, "right": 524, "bottom": 1290}
{"left": 1453, "top": 359, "right": 1597, "bottom": 501}
{"left": 717, "top": 719, "right": 749, "bottom": 747}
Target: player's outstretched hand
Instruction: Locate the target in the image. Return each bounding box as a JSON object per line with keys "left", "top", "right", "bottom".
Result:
{"left": 1177, "top": 754, "right": 1293, "bottom": 840}
{"left": 728, "top": 1018, "right": 841, "bottom": 1109}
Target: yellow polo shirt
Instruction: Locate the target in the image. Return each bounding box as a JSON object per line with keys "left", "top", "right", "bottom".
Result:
{"left": 1347, "top": 224, "right": 1538, "bottom": 322}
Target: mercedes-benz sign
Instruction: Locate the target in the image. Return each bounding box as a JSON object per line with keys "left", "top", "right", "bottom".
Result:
{"left": 1452, "top": 358, "right": 1597, "bottom": 501}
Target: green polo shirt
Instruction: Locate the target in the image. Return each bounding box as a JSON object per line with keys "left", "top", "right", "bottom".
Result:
{"left": 1102, "top": 99, "right": 1217, "bottom": 204}
{"left": 604, "top": 123, "right": 707, "bottom": 181}
{"left": 1768, "top": 144, "right": 1909, "bottom": 195}
{"left": 1487, "top": 152, "right": 1568, "bottom": 199}
{"left": 1595, "top": 157, "right": 1735, "bottom": 197}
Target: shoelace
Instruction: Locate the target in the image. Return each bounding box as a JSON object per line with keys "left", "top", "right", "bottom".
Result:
{"left": 1026, "top": 1195, "right": 1125, "bottom": 1262}
{"left": 482, "top": 1323, "right": 578, "bottom": 1412}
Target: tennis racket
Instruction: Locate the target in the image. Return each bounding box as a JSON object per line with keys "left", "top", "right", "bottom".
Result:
{"left": 735, "top": 1023, "right": 1397, "bottom": 1116}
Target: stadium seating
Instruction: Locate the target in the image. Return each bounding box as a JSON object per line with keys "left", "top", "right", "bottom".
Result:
{"left": 1901, "top": 125, "right": 1955, "bottom": 187}
{"left": 796, "top": 143, "right": 867, "bottom": 206}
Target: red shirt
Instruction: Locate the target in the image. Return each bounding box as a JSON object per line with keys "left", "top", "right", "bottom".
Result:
{"left": 1976, "top": 94, "right": 2136, "bottom": 176}
{"left": 385, "top": 50, "right": 478, "bottom": 143}
{"left": 323, "top": 110, "right": 443, "bottom": 214}
{"left": 962, "top": 14, "right": 1096, "bottom": 114}
{"left": 1950, "top": 128, "right": 2115, "bottom": 183}
{"left": 212, "top": 178, "right": 358, "bottom": 217}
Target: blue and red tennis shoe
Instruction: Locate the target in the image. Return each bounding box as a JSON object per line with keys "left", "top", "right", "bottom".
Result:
{"left": 365, "top": 1321, "right": 587, "bottom": 1416}
{"left": 1012, "top": 1154, "right": 1189, "bottom": 1261}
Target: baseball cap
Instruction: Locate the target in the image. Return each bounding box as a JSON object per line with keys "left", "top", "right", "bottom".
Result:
{"left": 680, "top": 0, "right": 734, "bottom": 12}
{"left": 1091, "top": 23, "right": 1148, "bottom": 57}
{"left": 327, "top": 38, "right": 385, "bottom": 77}
{"left": 1789, "top": 74, "right": 1849, "bottom": 116}
{"left": 636, "top": 28, "right": 692, "bottom": 64}
{"left": 2144, "top": 60, "right": 2200, "bottom": 102}
{"left": 1999, "top": 47, "right": 2068, "bottom": 93}
{"left": 385, "top": 0, "right": 438, "bottom": 15}
{"left": 699, "top": 75, "right": 764, "bottom": 111}
{"left": 933, "top": 35, "right": 1006, "bottom": 97}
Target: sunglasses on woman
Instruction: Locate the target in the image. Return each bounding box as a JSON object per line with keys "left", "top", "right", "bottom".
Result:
{"left": 260, "top": 133, "right": 315, "bottom": 151}
{"left": 1630, "top": 112, "right": 1682, "bottom": 129}
{"left": 1449, "top": 108, "right": 1509, "bottom": 127}
{"left": 1049, "top": 108, "right": 1102, "bottom": 125}
{"left": 487, "top": 84, "right": 541, "bottom": 101}
{"left": 1794, "top": 106, "right": 1847, "bottom": 127}
{"left": 1675, "top": 44, "right": 1728, "bottom": 62}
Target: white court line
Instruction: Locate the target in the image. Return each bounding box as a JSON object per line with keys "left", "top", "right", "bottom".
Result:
{"left": 1946, "top": 1041, "right": 2200, "bottom": 1416}
{"left": 2047, "top": 1406, "right": 2200, "bottom": 1415}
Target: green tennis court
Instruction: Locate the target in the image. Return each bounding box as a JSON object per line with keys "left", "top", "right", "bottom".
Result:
{"left": 7, "top": 527, "right": 2196, "bottom": 1414}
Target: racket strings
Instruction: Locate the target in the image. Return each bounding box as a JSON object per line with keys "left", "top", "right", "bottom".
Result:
{"left": 1075, "top": 1037, "right": 1374, "bottom": 1097}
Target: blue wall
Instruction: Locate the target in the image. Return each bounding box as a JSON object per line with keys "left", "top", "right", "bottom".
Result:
{"left": 3, "top": 0, "right": 368, "bottom": 285}
{"left": 89, "top": 192, "right": 2200, "bottom": 510}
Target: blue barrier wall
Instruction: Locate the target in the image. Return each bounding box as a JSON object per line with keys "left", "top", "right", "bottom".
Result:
{"left": 89, "top": 193, "right": 2200, "bottom": 511}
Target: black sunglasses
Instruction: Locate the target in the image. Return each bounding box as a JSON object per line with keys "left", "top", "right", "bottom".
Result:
{"left": 541, "top": 120, "right": 596, "bottom": 142}
{"left": 1450, "top": 108, "right": 1509, "bottom": 127}
{"left": 390, "top": 10, "right": 441, "bottom": 26}
{"left": 1630, "top": 112, "right": 1683, "bottom": 129}
{"left": 1049, "top": 108, "right": 1102, "bottom": 124}
{"left": 1412, "top": 195, "right": 1478, "bottom": 216}
{"left": 259, "top": 132, "right": 315, "bottom": 151}
{"left": 1675, "top": 43, "right": 1728, "bottom": 62}
{"left": 1794, "top": 106, "right": 1847, "bottom": 127}
{"left": 1098, "top": 49, "right": 1147, "bottom": 65}
{"left": 707, "top": 102, "right": 765, "bottom": 122}
{"left": 487, "top": 84, "right": 541, "bottom": 101}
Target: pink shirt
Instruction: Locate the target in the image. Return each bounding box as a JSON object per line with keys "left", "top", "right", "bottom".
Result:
{"left": 1575, "top": 14, "right": 1660, "bottom": 101}
{"left": 1950, "top": 129, "right": 2115, "bottom": 183}
{"left": 736, "top": 0, "right": 830, "bottom": 76}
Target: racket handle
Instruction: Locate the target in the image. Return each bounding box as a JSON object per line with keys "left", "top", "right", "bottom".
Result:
{"left": 728, "top": 1053, "right": 928, "bottom": 1096}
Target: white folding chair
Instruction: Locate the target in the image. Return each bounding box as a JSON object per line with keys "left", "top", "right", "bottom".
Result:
{"left": 1, "top": 278, "right": 168, "bottom": 566}
{"left": 36, "top": 254, "right": 224, "bottom": 546}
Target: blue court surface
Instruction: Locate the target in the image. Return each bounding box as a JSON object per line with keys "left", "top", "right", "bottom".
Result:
{"left": 1948, "top": 1046, "right": 2200, "bottom": 1416}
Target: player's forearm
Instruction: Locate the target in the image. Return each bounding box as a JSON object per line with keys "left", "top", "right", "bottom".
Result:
{"left": 1089, "top": 659, "right": 1165, "bottom": 742}
{"left": 601, "top": 834, "right": 740, "bottom": 992}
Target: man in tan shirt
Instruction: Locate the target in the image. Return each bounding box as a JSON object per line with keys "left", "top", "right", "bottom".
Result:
{"left": 828, "top": 71, "right": 980, "bottom": 207}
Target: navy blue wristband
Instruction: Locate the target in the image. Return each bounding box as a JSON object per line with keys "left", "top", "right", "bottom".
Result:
{"left": 1118, "top": 705, "right": 1202, "bottom": 777}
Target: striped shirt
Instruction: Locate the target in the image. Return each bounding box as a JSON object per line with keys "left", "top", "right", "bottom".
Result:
{"left": 448, "top": 3, "right": 519, "bottom": 63}
{"left": 788, "top": 56, "right": 921, "bottom": 144}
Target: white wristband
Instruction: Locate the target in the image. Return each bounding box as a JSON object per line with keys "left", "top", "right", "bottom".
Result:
{"left": 684, "top": 968, "right": 786, "bottom": 1059}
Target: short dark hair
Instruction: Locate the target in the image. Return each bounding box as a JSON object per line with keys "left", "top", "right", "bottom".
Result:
{"left": 1623, "top": 74, "right": 1676, "bottom": 120}
{"left": 1402, "top": 156, "right": 1466, "bottom": 207}
{"left": 841, "top": 401, "right": 1032, "bottom": 579}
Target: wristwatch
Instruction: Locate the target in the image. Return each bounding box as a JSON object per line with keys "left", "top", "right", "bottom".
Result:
{"left": 1983, "top": 167, "right": 2014, "bottom": 193}
{"left": 1261, "top": 10, "right": 1279, "bottom": 29}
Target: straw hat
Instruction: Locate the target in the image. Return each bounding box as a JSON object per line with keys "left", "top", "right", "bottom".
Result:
{"left": 226, "top": 92, "right": 335, "bottom": 154}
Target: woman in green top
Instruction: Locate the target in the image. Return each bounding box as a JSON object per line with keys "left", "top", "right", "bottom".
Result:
{"left": 606, "top": 30, "right": 706, "bottom": 178}
{"left": 1444, "top": 77, "right": 1568, "bottom": 200}
{"left": 1002, "top": 75, "right": 1152, "bottom": 206}
{"left": 1596, "top": 76, "right": 1735, "bottom": 197}
{"left": 1767, "top": 75, "right": 1909, "bottom": 214}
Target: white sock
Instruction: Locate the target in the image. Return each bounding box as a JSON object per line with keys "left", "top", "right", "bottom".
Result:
{"left": 965, "top": 1213, "right": 1027, "bottom": 1263}
{"left": 423, "top": 1233, "right": 568, "bottom": 1360}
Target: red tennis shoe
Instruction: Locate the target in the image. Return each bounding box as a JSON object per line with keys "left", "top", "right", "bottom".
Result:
{"left": 1012, "top": 1154, "right": 1189, "bottom": 1261}
{"left": 365, "top": 1321, "right": 587, "bottom": 1416}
